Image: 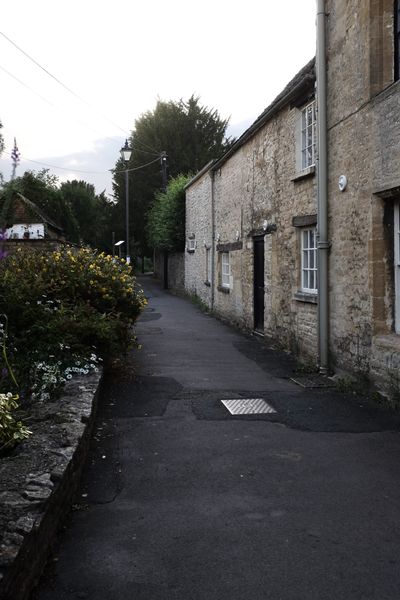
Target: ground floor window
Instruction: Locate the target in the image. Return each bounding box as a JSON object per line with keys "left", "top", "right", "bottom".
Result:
{"left": 205, "top": 247, "right": 211, "bottom": 284}
{"left": 221, "top": 252, "right": 230, "bottom": 288}
{"left": 301, "top": 227, "right": 317, "bottom": 293}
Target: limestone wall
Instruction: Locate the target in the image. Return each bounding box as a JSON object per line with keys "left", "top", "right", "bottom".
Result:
{"left": 212, "top": 104, "right": 318, "bottom": 360}
{"left": 184, "top": 171, "right": 213, "bottom": 306}
{"left": 326, "top": 0, "right": 400, "bottom": 388}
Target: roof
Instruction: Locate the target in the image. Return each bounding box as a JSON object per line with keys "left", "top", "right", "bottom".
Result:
{"left": 184, "top": 160, "right": 216, "bottom": 191}
{"left": 2, "top": 192, "right": 63, "bottom": 233}
{"left": 185, "top": 58, "right": 316, "bottom": 189}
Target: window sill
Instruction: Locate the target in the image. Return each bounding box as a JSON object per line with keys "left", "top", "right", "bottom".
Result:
{"left": 373, "top": 333, "right": 400, "bottom": 352}
{"left": 204, "top": 281, "right": 211, "bottom": 287}
{"left": 294, "top": 291, "right": 318, "bottom": 304}
{"left": 218, "top": 285, "right": 230, "bottom": 294}
{"left": 186, "top": 249, "right": 195, "bottom": 254}
{"left": 291, "top": 166, "right": 315, "bottom": 182}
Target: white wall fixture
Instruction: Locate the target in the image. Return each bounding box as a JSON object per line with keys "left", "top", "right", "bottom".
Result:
{"left": 338, "top": 175, "right": 347, "bottom": 192}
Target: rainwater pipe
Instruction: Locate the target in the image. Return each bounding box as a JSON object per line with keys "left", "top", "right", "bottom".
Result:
{"left": 316, "top": 0, "right": 329, "bottom": 373}
{"left": 210, "top": 168, "right": 215, "bottom": 311}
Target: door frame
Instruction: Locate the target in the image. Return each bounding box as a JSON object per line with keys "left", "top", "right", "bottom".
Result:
{"left": 253, "top": 235, "right": 265, "bottom": 332}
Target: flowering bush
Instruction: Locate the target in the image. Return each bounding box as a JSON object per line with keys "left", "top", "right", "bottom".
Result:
{"left": 0, "top": 246, "right": 146, "bottom": 402}
{"left": 0, "top": 393, "right": 31, "bottom": 450}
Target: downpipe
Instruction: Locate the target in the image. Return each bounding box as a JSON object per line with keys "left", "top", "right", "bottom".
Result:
{"left": 316, "top": 0, "right": 329, "bottom": 374}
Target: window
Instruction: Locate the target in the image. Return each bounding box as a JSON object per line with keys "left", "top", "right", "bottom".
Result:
{"left": 187, "top": 238, "right": 196, "bottom": 252}
{"left": 394, "top": 201, "right": 400, "bottom": 332}
{"left": 301, "top": 101, "right": 316, "bottom": 170}
{"left": 205, "top": 247, "right": 211, "bottom": 284}
{"left": 221, "top": 252, "right": 230, "bottom": 288}
{"left": 396, "top": 0, "right": 400, "bottom": 81}
{"left": 301, "top": 228, "right": 317, "bottom": 293}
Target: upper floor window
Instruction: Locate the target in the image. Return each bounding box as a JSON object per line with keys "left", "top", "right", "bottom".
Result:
{"left": 395, "top": 0, "right": 400, "bottom": 80}
{"left": 301, "top": 101, "right": 316, "bottom": 170}
{"left": 187, "top": 236, "right": 196, "bottom": 253}
{"left": 301, "top": 228, "right": 317, "bottom": 293}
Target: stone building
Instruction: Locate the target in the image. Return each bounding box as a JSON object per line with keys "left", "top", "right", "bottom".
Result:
{"left": 185, "top": 0, "right": 400, "bottom": 391}
{"left": 325, "top": 0, "right": 400, "bottom": 387}
{"left": 1, "top": 192, "right": 64, "bottom": 240}
{"left": 185, "top": 60, "right": 319, "bottom": 362}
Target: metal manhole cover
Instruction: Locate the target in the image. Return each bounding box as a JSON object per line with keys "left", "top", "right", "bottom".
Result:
{"left": 221, "top": 398, "right": 276, "bottom": 415}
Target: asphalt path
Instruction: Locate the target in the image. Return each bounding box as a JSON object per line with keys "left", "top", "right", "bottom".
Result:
{"left": 33, "top": 275, "right": 400, "bottom": 600}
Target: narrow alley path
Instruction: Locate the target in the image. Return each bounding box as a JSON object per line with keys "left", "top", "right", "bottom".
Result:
{"left": 34, "top": 276, "right": 400, "bottom": 600}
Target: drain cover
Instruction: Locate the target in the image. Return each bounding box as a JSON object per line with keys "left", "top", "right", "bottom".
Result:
{"left": 221, "top": 398, "right": 276, "bottom": 415}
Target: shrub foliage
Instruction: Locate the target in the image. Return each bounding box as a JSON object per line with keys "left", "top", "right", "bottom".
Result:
{"left": 0, "top": 246, "right": 146, "bottom": 446}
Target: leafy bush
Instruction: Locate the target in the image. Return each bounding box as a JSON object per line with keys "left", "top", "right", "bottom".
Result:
{"left": 0, "top": 393, "right": 31, "bottom": 451}
{"left": 0, "top": 246, "right": 146, "bottom": 401}
{"left": 147, "top": 174, "right": 191, "bottom": 252}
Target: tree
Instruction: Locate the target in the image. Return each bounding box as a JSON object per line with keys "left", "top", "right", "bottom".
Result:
{"left": 112, "top": 95, "right": 233, "bottom": 259}
{"left": 59, "top": 180, "right": 113, "bottom": 249}
{"left": 147, "top": 174, "right": 190, "bottom": 252}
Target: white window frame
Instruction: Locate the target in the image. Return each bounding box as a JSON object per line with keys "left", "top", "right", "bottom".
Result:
{"left": 205, "top": 247, "right": 211, "bottom": 284}
{"left": 394, "top": 201, "right": 400, "bottom": 333}
{"left": 300, "top": 101, "right": 316, "bottom": 170}
{"left": 301, "top": 227, "right": 317, "bottom": 293}
{"left": 187, "top": 238, "right": 196, "bottom": 251}
{"left": 221, "top": 252, "right": 230, "bottom": 289}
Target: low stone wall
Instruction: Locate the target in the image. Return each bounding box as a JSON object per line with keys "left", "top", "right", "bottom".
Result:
{"left": 153, "top": 250, "right": 185, "bottom": 294}
{"left": 0, "top": 371, "right": 102, "bottom": 600}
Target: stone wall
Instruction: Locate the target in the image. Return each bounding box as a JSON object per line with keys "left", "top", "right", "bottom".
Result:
{"left": 326, "top": 0, "right": 400, "bottom": 388}
{"left": 211, "top": 101, "right": 318, "bottom": 360}
{"left": 184, "top": 170, "right": 213, "bottom": 307}
{"left": 153, "top": 249, "right": 185, "bottom": 294}
{"left": 0, "top": 372, "right": 101, "bottom": 600}
{"left": 183, "top": 0, "right": 400, "bottom": 389}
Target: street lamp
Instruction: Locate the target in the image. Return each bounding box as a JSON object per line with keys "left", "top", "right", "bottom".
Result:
{"left": 120, "top": 140, "right": 132, "bottom": 264}
{"left": 114, "top": 239, "right": 125, "bottom": 259}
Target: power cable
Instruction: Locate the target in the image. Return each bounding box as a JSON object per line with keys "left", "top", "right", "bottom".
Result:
{"left": 113, "top": 156, "right": 163, "bottom": 173}
{"left": 1, "top": 150, "right": 162, "bottom": 175}
{"left": 0, "top": 63, "right": 125, "bottom": 144}
{"left": 0, "top": 30, "right": 129, "bottom": 135}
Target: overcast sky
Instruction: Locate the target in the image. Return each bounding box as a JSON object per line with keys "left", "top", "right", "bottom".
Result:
{"left": 0, "top": 1, "right": 316, "bottom": 198}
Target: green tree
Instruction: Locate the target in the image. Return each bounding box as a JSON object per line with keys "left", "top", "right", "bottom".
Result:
{"left": 147, "top": 174, "right": 190, "bottom": 252}
{"left": 59, "top": 180, "right": 113, "bottom": 249}
{"left": 112, "top": 95, "right": 233, "bottom": 259}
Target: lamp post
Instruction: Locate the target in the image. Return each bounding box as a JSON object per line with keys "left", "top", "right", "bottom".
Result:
{"left": 120, "top": 140, "right": 132, "bottom": 264}
{"left": 114, "top": 239, "right": 125, "bottom": 259}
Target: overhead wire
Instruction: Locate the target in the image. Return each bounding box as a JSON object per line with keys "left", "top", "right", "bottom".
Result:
{"left": 0, "top": 63, "right": 109, "bottom": 140}
{"left": 0, "top": 30, "right": 165, "bottom": 169}
{"left": 1, "top": 150, "right": 162, "bottom": 175}
{"left": 0, "top": 30, "right": 129, "bottom": 136}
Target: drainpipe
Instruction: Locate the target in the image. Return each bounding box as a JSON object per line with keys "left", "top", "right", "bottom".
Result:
{"left": 316, "top": 0, "right": 329, "bottom": 373}
{"left": 210, "top": 169, "right": 215, "bottom": 311}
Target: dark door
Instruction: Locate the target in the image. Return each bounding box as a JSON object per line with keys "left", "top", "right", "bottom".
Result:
{"left": 253, "top": 236, "right": 265, "bottom": 331}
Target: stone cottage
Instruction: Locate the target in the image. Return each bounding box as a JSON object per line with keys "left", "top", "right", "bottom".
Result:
{"left": 1, "top": 192, "right": 64, "bottom": 241}
{"left": 185, "top": 0, "right": 400, "bottom": 391}
{"left": 185, "top": 59, "right": 319, "bottom": 362}
{"left": 324, "top": 0, "right": 400, "bottom": 387}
